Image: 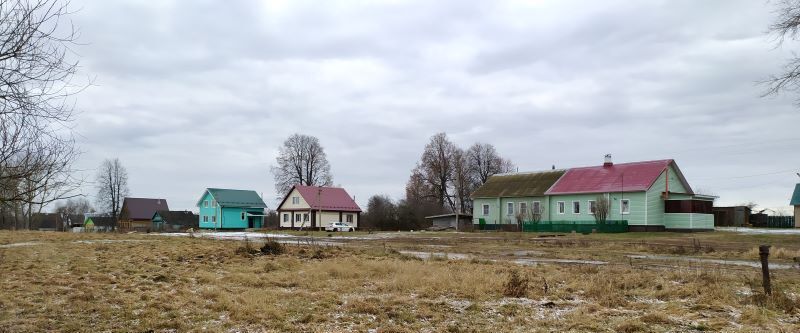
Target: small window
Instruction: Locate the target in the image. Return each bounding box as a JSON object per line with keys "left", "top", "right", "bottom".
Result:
{"left": 572, "top": 201, "right": 580, "bottom": 214}
{"left": 532, "top": 201, "right": 541, "bottom": 214}
{"left": 283, "top": 213, "right": 288, "bottom": 222}
{"left": 482, "top": 204, "right": 489, "bottom": 215}
{"left": 520, "top": 202, "right": 528, "bottom": 215}
{"left": 203, "top": 216, "right": 208, "bottom": 222}
{"left": 292, "top": 197, "right": 300, "bottom": 204}
{"left": 303, "top": 213, "right": 309, "bottom": 221}
{"left": 346, "top": 214, "right": 353, "bottom": 223}
{"left": 588, "top": 200, "right": 597, "bottom": 214}
{"left": 204, "top": 200, "right": 208, "bottom": 208}
{"left": 507, "top": 202, "right": 514, "bottom": 216}
{"left": 241, "top": 212, "right": 245, "bottom": 220}
{"left": 211, "top": 216, "right": 216, "bottom": 222}
{"left": 557, "top": 201, "right": 565, "bottom": 214}
{"left": 295, "top": 214, "right": 301, "bottom": 222}
{"left": 621, "top": 199, "right": 630, "bottom": 215}
{"left": 212, "top": 200, "right": 216, "bottom": 208}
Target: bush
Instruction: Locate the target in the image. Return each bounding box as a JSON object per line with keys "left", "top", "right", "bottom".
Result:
{"left": 260, "top": 238, "right": 286, "bottom": 255}
{"left": 503, "top": 270, "right": 529, "bottom": 298}
{"left": 235, "top": 237, "right": 259, "bottom": 256}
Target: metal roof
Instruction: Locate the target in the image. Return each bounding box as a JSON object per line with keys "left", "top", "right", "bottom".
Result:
{"left": 121, "top": 198, "right": 169, "bottom": 220}
{"left": 791, "top": 184, "right": 800, "bottom": 206}
{"left": 284, "top": 185, "right": 362, "bottom": 212}
{"left": 204, "top": 188, "right": 267, "bottom": 208}
{"left": 545, "top": 159, "right": 692, "bottom": 195}
{"left": 470, "top": 170, "right": 566, "bottom": 198}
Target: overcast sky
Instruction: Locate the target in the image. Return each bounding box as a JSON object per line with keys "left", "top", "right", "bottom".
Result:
{"left": 67, "top": 0, "right": 800, "bottom": 214}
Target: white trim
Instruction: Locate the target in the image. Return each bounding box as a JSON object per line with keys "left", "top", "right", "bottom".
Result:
{"left": 532, "top": 201, "right": 541, "bottom": 214}
{"left": 620, "top": 199, "right": 630, "bottom": 215}
{"left": 482, "top": 204, "right": 490, "bottom": 216}
{"left": 203, "top": 200, "right": 208, "bottom": 208}
{"left": 572, "top": 201, "right": 581, "bottom": 214}
{"left": 588, "top": 200, "right": 596, "bottom": 215}
{"left": 557, "top": 201, "right": 566, "bottom": 214}
{"left": 644, "top": 191, "right": 648, "bottom": 226}
{"left": 519, "top": 202, "right": 528, "bottom": 215}
{"left": 507, "top": 202, "right": 515, "bottom": 216}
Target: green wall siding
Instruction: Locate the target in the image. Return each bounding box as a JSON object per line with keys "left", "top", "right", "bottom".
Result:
{"left": 549, "top": 192, "right": 647, "bottom": 224}
{"left": 646, "top": 166, "right": 690, "bottom": 227}
{"left": 665, "top": 213, "right": 714, "bottom": 230}
{"left": 473, "top": 196, "right": 548, "bottom": 224}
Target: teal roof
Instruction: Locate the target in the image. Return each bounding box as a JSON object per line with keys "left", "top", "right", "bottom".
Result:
{"left": 791, "top": 184, "right": 800, "bottom": 206}
{"left": 202, "top": 188, "right": 267, "bottom": 208}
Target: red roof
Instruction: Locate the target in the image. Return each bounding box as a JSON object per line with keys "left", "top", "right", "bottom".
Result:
{"left": 545, "top": 159, "right": 690, "bottom": 195}
{"left": 121, "top": 198, "right": 169, "bottom": 220}
{"left": 292, "top": 185, "right": 362, "bottom": 212}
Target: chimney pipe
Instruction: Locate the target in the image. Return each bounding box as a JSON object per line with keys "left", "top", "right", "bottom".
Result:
{"left": 603, "top": 154, "right": 613, "bottom": 167}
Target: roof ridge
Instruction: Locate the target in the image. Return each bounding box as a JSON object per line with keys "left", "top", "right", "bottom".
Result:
{"left": 493, "top": 169, "right": 567, "bottom": 177}
{"left": 566, "top": 159, "right": 673, "bottom": 171}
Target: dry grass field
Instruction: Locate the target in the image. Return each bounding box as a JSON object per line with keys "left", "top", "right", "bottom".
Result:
{"left": 1, "top": 230, "right": 799, "bottom": 332}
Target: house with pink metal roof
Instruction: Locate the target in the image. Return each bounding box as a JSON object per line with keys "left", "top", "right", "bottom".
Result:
{"left": 277, "top": 185, "right": 362, "bottom": 229}
{"left": 471, "top": 155, "right": 716, "bottom": 232}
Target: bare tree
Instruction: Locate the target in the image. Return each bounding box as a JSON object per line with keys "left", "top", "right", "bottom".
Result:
{"left": 271, "top": 133, "right": 333, "bottom": 196}
{"left": 54, "top": 197, "right": 94, "bottom": 216}
{"left": 466, "top": 143, "right": 515, "bottom": 185}
{"left": 451, "top": 148, "right": 474, "bottom": 214}
{"left": 530, "top": 203, "right": 545, "bottom": 224}
{"left": 0, "top": 0, "right": 84, "bottom": 229}
{"left": 415, "top": 133, "right": 459, "bottom": 211}
{"left": 593, "top": 195, "right": 611, "bottom": 224}
{"left": 96, "top": 158, "right": 129, "bottom": 219}
{"left": 764, "top": 0, "right": 800, "bottom": 100}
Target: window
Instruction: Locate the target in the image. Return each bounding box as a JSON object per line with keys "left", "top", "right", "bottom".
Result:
{"left": 211, "top": 216, "right": 216, "bottom": 223}
{"left": 588, "top": 200, "right": 597, "bottom": 214}
{"left": 557, "top": 201, "right": 565, "bottom": 214}
{"left": 303, "top": 213, "right": 309, "bottom": 221}
{"left": 211, "top": 200, "right": 216, "bottom": 208}
{"left": 241, "top": 212, "right": 245, "bottom": 220}
{"left": 507, "top": 202, "right": 514, "bottom": 216}
{"left": 532, "top": 201, "right": 541, "bottom": 214}
{"left": 520, "top": 202, "right": 528, "bottom": 215}
{"left": 572, "top": 201, "right": 580, "bottom": 214}
{"left": 621, "top": 199, "right": 630, "bottom": 215}
{"left": 482, "top": 204, "right": 489, "bottom": 216}
{"left": 346, "top": 214, "right": 353, "bottom": 223}
{"left": 203, "top": 216, "right": 208, "bottom": 222}
{"left": 203, "top": 200, "right": 208, "bottom": 208}
{"left": 664, "top": 200, "right": 713, "bottom": 214}
{"left": 295, "top": 214, "right": 301, "bottom": 222}
{"left": 292, "top": 197, "right": 300, "bottom": 204}
{"left": 283, "top": 213, "right": 288, "bottom": 222}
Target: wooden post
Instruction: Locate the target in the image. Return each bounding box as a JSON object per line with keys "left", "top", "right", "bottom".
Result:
{"left": 759, "top": 245, "right": 771, "bottom": 295}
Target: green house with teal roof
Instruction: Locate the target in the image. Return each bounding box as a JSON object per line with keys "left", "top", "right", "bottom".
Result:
{"left": 197, "top": 188, "right": 267, "bottom": 229}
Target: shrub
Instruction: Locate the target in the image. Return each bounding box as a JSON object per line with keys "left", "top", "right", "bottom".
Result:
{"left": 260, "top": 238, "right": 285, "bottom": 255}
{"left": 235, "top": 237, "right": 259, "bottom": 256}
{"left": 502, "top": 270, "right": 529, "bottom": 298}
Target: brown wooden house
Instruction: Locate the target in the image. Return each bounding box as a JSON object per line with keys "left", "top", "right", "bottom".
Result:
{"left": 118, "top": 198, "right": 169, "bottom": 231}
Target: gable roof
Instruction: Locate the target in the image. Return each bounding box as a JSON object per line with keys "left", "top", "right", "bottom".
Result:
{"left": 121, "top": 198, "right": 169, "bottom": 220}
{"left": 88, "top": 216, "right": 117, "bottom": 227}
{"left": 154, "top": 210, "right": 198, "bottom": 227}
{"left": 470, "top": 170, "right": 566, "bottom": 198}
{"left": 200, "top": 188, "right": 267, "bottom": 208}
{"left": 279, "top": 185, "right": 362, "bottom": 212}
{"left": 791, "top": 184, "right": 800, "bottom": 206}
{"left": 545, "top": 159, "right": 692, "bottom": 195}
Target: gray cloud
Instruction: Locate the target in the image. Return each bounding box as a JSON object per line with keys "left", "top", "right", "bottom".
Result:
{"left": 67, "top": 0, "right": 800, "bottom": 212}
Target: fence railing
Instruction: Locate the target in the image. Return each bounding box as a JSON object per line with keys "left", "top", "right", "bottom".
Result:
{"left": 765, "top": 216, "right": 795, "bottom": 228}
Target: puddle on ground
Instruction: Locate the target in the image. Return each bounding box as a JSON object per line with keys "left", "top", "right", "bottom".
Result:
{"left": 399, "top": 251, "right": 471, "bottom": 260}
{"left": 626, "top": 254, "right": 797, "bottom": 270}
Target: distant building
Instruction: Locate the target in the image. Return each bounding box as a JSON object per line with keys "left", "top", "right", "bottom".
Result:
{"left": 118, "top": 198, "right": 169, "bottom": 231}
{"left": 425, "top": 213, "right": 473, "bottom": 231}
{"left": 197, "top": 188, "right": 266, "bottom": 229}
{"left": 791, "top": 184, "right": 800, "bottom": 228}
{"left": 152, "top": 210, "right": 198, "bottom": 231}
{"left": 277, "top": 185, "right": 362, "bottom": 229}
{"left": 83, "top": 215, "right": 117, "bottom": 232}
{"left": 712, "top": 206, "right": 750, "bottom": 227}
{"left": 471, "top": 156, "right": 716, "bottom": 232}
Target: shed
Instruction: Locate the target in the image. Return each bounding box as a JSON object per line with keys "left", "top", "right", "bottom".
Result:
{"left": 152, "top": 210, "right": 198, "bottom": 231}
{"left": 712, "top": 206, "right": 750, "bottom": 227}
{"left": 425, "top": 213, "right": 473, "bottom": 231}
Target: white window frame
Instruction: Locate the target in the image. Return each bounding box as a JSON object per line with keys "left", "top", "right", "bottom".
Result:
{"left": 572, "top": 201, "right": 580, "bottom": 214}
{"left": 519, "top": 202, "right": 528, "bottom": 216}
{"left": 241, "top": 212, "right": 246, "bottom": 220}
{"left": 557, "top": 201, "right": 565, "bottom": 214}
{"left": 588, "top": 200, "right": 597, "bottom": 215}
{"left": 482, "top": 204, "right": 490, "bottom": 216}
{"left": 211, "top": 216, "right": 216, "bottom": 223}
{"left": 303, "top": 213, "right": 309, "bottom": 221}
{"left": 532, "top": 201, "right": 541, "bottom": 214}
{"left": 507, "top": 202, "right": 515, "bottom": 216}
{"left": 283, "top": 213, "right": 288, "bottom": 222}
{"left": 346, "top": 214, "right": 353, "bottom": 223}
{"left": 295, "top": 214, "right": 301, "bottom": 222}
{"left": 292, "top": 197, "right": 300, "bottom": 205}
{"left": 203, "top": 216, "right": 208, "bottom": 222}
{"left": 204, "top": 200, "right": 208, "bottom": 208}
{"left": 620, "top": 199, "right": 630, "bottom": 215}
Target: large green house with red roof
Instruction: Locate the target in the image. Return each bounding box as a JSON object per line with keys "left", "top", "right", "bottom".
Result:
{"left": 471, "top": 155, "right": 716, "bottom": 232}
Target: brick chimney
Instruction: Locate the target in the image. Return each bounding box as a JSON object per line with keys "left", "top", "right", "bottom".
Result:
{"left": 603, "top": 154, "right": 613, "bottom": 167}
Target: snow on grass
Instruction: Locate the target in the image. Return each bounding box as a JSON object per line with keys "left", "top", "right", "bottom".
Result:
{"left": 717, "top": 227, "right": 800, "bottom": 235}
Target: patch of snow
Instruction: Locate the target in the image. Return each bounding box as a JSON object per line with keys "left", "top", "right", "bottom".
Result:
{"left": 399, "top": 251, "right": 470, "bottom": 260}
{"left": 0, "top": 242, "right": 40, "bottom": 248}
{"left": 717, "top": 227, "right": 800, "bottom": 235}
{"left": 512, "top": 258, "right": 607, "bottom": 265}
{"left": 626, "top": 254, "right": 796, "bottom": 269}
{"left": 73, "top": 239, "right": 152, "bottom": 244}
